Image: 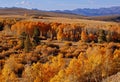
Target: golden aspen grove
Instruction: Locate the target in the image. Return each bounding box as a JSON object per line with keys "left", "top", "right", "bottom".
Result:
{"left": 0, "top": 6, "right": 120, "bottom": 82}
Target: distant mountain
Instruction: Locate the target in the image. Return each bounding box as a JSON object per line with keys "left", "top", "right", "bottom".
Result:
{"left": 52, "top": 6, "right": 120, "bottom": 16}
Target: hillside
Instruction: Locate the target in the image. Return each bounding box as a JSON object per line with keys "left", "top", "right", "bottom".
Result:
{"left": 0, "top": 7, "right": 85, "bottom": 19}
{"left": 86, "top": 15, "right": 120, "bottom": 22}
{"left": 0, "top": 16, "right": 120, "bottom": 82}
{"left": 52, "top": 6, "right": 120, "bottom": 16}
{"left": 0, "top": 7, "right": 119, "bottom": 22}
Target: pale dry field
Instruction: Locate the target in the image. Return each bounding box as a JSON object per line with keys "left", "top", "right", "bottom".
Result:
{"left": 25, "top": 16, "right": 120, "bottom": 33}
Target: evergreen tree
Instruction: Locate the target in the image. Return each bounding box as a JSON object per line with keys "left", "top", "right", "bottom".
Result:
{"left": 106, "top": 31, "right": 112, "bottom": 42}
{"left": 32, "top": 28, "right": 40, "bottom": 46}
{"left": 98, "top": 29, "right": 106, "bottom": 43}
{"left": 19, "top": 32, "right": 26, "bottom": 48}
{"left": 33, "top": 27, "right": 40, "bottom": 36}
{"left": 24, "top": 35, "right": 31, "bottom": 53}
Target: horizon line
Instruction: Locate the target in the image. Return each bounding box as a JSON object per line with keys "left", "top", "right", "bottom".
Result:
{"left": 0, "top": 5, "right": 120, "bottom": 11}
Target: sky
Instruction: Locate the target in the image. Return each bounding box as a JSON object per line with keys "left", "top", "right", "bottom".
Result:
{"left": 0, "top": 0, "right": 120, "bottom": 10}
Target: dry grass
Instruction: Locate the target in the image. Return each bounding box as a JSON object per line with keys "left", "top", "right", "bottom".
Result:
{"left": 25, "top": 17, "right": 120, "bottom": 34}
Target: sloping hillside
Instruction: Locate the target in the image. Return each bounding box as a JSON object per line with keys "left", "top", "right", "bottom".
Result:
{"left": 0, "top": 7, "right": 85, "bottom": 19}
{"left": 52, "top": 6, "right": 120, "bottom": 16}
{"left": 0, "top": 7, "right": 119, "bottom": 22}
{"left": 86, "top": 15, "right": 120, "bottom": 22}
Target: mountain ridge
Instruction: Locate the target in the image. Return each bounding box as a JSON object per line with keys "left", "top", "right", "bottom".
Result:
{"left": 52, "top": 6, "right": 120, "bottom": 16}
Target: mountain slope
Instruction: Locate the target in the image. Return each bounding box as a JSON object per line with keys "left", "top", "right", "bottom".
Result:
{"left": 86, "top": 15, "right": 120, "bottom": 22}
{"left": 0, "top": 7, "right": 85, "bottom": 19}
{"left": 0, "top": 7, "right": 119, "bottom": 22}
{"left": 53, "top": 6, "right": 120, "bottom": 16}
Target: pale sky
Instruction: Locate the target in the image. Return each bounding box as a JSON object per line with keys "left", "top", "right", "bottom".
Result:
{"left": 0, "top": 0, "right": 120, "bottom": 10}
